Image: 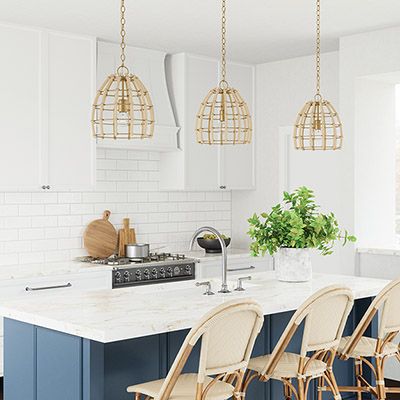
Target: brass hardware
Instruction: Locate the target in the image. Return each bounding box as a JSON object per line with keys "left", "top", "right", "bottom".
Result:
{"left": 196, "top": 0, "right": 252, "bottom": 145}
{"left": 91, "top": 0, "right": 154, "bottom": 140}
{"left": 293, "top": 0, "right": 343, "bottom": 151}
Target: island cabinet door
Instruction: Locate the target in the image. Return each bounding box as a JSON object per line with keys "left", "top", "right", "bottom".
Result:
{"left": 36, "top": 327, "right": 83, "bottom": 400}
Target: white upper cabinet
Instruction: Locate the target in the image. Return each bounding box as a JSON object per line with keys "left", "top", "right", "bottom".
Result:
{"left": 0, "top": 25, "right": 42, "bottom": 191}
{"left": 160, "top": 53, "right": 255, "bottom": 191}
{"left": 0, "top": 23, "right": 96, "bottom": 192}
{"left": 96, "top": 41, "right": 179, "bottom": 152}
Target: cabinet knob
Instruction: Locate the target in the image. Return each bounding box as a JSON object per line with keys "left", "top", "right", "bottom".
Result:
{"left": 41, "top": 185, "right": 51, "bottom": 190}
{"left": 219, "top": 185, "right": 227, "bottom": 190}
{"left": 46, "top": 185, "right": 51, "bottom": 190}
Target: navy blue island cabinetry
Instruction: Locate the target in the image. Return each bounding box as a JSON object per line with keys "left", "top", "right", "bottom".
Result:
{"left": 4, "top": 297, "right": 377, "bottom": 400}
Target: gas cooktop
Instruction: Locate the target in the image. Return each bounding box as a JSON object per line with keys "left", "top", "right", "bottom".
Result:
{"left": 77, "top": 253, "right": 197, "bottom": 288}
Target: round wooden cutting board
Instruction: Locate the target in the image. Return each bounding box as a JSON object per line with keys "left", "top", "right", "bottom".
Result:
{"left": 83, "top": 210, "right": 118, "bottom": 258}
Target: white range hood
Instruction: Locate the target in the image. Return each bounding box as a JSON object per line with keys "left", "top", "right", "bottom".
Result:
{"left": 95, "top": 41, "right": 180, "bottom": 152}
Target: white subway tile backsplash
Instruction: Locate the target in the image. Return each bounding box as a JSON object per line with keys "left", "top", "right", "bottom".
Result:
{"left": 0, "top": 205, "right": 18, "bottom": 216}
{"left": 5, "top": 193, "right": 32, "bottom": 204}
{"left": 58, "top": 193, "right": 82, "bottom": 204}
{"left": 82, "top": 193, "right": 105, "bottom": 203}
{"left": 19, "top": 228, "right": 45, "bottom": 241}
{"left": 32, "top": 216, "right": 57, "bottom": 228}
{"left": 45, "top": 227, "right": 70, "bottom": 239}
{"left": 45, "top": 204, "right": 70, "bottom": 216}
{"left": 19, "top": 205, "right": 44, "bottom": 216}
{"left": 0, "top": 149, "right": 232, "bottom": 267}
{"left": 31, "top": 239, "right": 58, "bottom": 252}
{"left": 116, "top": 160, "right": 138, "bottom": 171}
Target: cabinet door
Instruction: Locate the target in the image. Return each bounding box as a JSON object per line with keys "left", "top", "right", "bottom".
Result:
{"left": 46, "top": 32, "right": 96, "bottom": 191}
{"left": 185, "top": 55, "right": 220, "bottom": 190}
{"left": 0, "top": 24, "right": 42, "bottom": 191}
{"left": 219, "top": 62, "right": 255, "bottom": 190}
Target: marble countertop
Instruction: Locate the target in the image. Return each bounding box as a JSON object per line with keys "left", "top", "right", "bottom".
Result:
{"left": 357, "top": 247, "right": 400, "bottom": 256}
{"left": 0, "top": 272, "right": 388, "bottom": 343}
{"left": 0, "top": 261, "right": 111, "bottom": 283}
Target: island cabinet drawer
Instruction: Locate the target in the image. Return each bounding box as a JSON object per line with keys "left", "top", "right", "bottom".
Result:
{"left": 196, "top": 257, "right": 272, "bottom": 279}
{"left": 0, "top": 270, "right": 111, "bottom": 299}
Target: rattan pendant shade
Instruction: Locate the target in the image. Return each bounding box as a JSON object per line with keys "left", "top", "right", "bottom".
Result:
{"left": 294, "top": 97, "right": 343, "bottom": 150}
{"left": 196, "top": 0, "right": 252, "bottom": 145}
{"left": 91, "top": 0, "right": 154, "bottom": 140}
{"left": 293, "top": 0, "right": 343, "bottom": 150}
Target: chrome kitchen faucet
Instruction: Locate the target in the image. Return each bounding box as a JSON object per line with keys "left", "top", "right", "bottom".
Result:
{"left": 189, "top": 226, "right": 230, "bottom": 293}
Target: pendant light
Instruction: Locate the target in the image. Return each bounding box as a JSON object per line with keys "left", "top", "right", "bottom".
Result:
{"left": 293, "top": 0, "right": 343, "bottom": 150}
{"left": 91, "top": 0, "right": 154, "bottom": 140}
{"left": 196, "top": 0, "right": 252, "bottom": 145}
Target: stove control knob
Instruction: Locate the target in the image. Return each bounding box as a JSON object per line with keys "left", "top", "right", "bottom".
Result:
{"left": 115, "top": 271, "right": 122, "bottom": 282}
{"left": 152, "top": 268, "right": 157, "bottom": 278}
{"left": 159, "top": 267, "right": 166, "bottom": 277}
{"left": 185, "top": 265, "right": 192, "bottom": 275}
{"left": 123, "top": 271, "right": 130, "bottom": 282}
{"left": 144, "top": 269, "right": 150, "bottom": 279}
{"left": 135, "top": 270, "right": 142, "bottom": 281}
{"left": 166, "top": 267, "right": 173, "bottom": 276}
{"left": 173, "top": 266, "right": 180, "bottom": 276}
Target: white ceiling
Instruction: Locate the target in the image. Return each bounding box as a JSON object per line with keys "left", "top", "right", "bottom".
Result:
{"left": 1, "top": 0, "right": 400, "bottom": 63}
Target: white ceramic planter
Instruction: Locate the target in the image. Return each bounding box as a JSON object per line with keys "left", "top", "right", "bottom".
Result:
{"left": 274, "top": 248, "right": 312, "bottom": 282}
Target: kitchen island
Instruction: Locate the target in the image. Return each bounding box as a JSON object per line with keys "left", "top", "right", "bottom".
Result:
{"left": 0, "top": 272, "right": 388, "bottom": 400}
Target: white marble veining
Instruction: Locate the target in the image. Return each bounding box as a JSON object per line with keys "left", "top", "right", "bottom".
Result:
{"left": 0, "top": 272, "right": 389, "bottom": 343}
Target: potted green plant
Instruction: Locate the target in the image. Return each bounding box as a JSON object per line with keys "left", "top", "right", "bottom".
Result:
{"left": 248, "top": 187, "right": 356, "bottom": 282}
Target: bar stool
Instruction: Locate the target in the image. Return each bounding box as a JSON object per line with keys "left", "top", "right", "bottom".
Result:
{"left": 326, "top": 277, "right": 400, "bottom": 400}
{"left": 242, "top": 285, "right": 354, "bottom": 400}
{"left": 126, "top": 298, "right": 264, "bottom": 400}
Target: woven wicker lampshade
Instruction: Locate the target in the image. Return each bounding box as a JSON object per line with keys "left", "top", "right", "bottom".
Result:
{"left": 195, "top": 0, "right": 252, "bottom": 145}
{"left": 196, "top": 84, "right": 252, "bottom": 144}
{"left": 91, "top": 0, "right": 154, "bottom": 140}
{"left": 293, "top": 0, "right": 343, "bottom": 151}
{"left": 294, "top": 97, "right": 343, "bottom": 150}
{"left": 92, "top": 70, "right": 154, "bottom": 139}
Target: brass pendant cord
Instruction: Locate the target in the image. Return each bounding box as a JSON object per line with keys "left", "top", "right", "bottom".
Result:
{"left": 293, "top": 0, "right": 343, "bottom": 150}
{"left": 120, "top": 0, "right": 127, "bottom": 69}
{"left": 195, "top": 0, "right": 252, "bottom": 145}
{"left": 91, "top": 0, "right": 155, "bottom": 139}
{"left": 315, "top": 0, "right": 321, "bottom": 99}
{"left": 220, "top": 0, "right": 227, "bottom": 87}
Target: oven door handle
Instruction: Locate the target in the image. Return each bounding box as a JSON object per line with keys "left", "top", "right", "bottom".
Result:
{"left": 227, "top": 266, "right": 256, "bottom": 272}
{"left": 25, "top": 282, "right": 72, "bottom": 292}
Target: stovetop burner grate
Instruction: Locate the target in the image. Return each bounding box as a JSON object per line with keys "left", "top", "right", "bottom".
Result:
{"left": 76, "top": 252, "right": 187, "bottom": 266}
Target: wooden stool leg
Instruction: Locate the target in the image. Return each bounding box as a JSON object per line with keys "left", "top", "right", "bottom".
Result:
{"left": 325, "top": 369, "right": 342, "bottom": 400}
{"left": 284, "top": 379, "right": 293, "bottom": 400}
{"left": 317, "top": 376, "right": 324, "bottom": 400}
{"left": 355, "top": 359, "right": 363, "bottom": 400}
{"left": 376, "top": 357, "right": 386, "bottom": 400}
{"left": 298, "top": 377, "right": 306, "bottom": 400}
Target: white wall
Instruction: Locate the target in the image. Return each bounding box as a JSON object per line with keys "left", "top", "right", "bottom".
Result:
{"left": 0, "top": 149, "right": 231, "bottom": 268}
{"left": 232, "top": 52, "right": 355, "bottom": 274}
{"left": 340, "top": 27, "right": 400, "bottom": 250}
{"left": 354, "top": 77, "right": 396, "bottom": 247}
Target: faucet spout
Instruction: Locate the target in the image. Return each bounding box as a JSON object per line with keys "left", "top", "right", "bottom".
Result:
{"left": 189, "top": 226, "right": 230, "bottom": 293}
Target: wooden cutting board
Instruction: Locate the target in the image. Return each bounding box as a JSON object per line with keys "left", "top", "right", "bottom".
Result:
{"left": 118, "top": 218, "right": 137, "bottom": 257}
{"left": 83, "top": 210, "right": 118, "bottom": 258}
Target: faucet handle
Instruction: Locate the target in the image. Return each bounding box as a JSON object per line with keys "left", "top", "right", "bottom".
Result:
{"left": 234, "top": 276, "right": 252, "bottom": 292}
{"left": 196, "top": 281, "right": 215, "bottom": 296}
